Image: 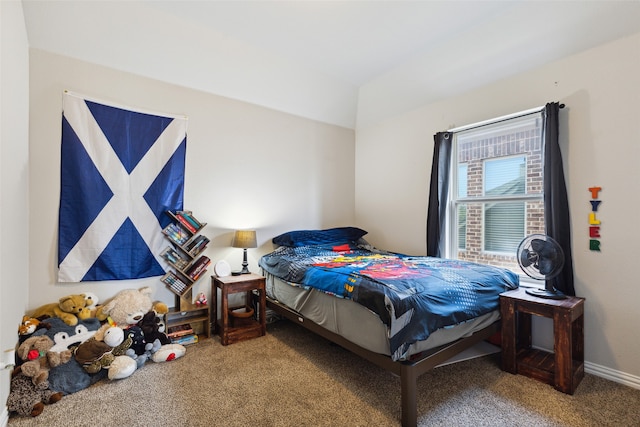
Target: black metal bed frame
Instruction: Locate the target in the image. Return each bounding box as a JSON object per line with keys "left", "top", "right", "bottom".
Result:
{"left": 266, "top": 297, "right": 500, "bottom": 427}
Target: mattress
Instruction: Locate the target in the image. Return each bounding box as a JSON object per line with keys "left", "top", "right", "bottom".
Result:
{"left": 265, "top": 272, "right": 500, "bottom": 361}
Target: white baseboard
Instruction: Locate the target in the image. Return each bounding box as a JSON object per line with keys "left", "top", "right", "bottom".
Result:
{"left": 585, "top": 361, "right": 640, "bottom": 390}
{"left": 438, "top": 342, "right": 640, "bottom": 391}
{"left": 1, "top": 406, "right": 8, "bottom": 427}
{"left": 530, "top": 344, "right": 640, "bottom": 391}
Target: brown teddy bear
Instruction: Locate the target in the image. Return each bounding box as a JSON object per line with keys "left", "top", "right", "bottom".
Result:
{"left": 30, "top": 294, "right": 88, "bottom": 326}
{"left": 16, "top": 335, "right": 72, "bottom": 386}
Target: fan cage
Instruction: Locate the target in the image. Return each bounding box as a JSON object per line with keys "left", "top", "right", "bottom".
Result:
{"left": 516, "top": 234, "right": 564, "bottom": 281}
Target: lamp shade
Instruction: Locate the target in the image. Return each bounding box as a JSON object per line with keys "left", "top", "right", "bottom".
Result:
{"left": 232, "top": 230, "right": 257, "bottom": 249}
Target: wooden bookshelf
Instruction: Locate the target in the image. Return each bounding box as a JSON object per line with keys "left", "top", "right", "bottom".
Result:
{"left": 160, "top": 210, "right": 211, "bottom": 344}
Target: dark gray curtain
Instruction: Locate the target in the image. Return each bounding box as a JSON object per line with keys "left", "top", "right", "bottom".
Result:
{"left": 426, "top": 132, "right": 452, "bottom": 257}
{"left": 543, "top": 102, "right": 575, "bottom": 296}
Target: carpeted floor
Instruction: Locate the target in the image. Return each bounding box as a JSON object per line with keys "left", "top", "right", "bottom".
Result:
{"left": 7, "top": 320, "right": 640, "bottom": 426}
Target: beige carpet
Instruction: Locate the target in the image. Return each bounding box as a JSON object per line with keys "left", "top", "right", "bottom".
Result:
{"left": 8, "top": 320, "right": 640, "bottom": 426}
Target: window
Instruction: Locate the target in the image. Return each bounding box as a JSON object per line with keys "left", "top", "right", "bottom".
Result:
{"left": 449, "top": 113, "right": 545, "bottom": 274}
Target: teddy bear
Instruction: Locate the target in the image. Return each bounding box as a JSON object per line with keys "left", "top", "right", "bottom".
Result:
{"left": 77, "top": 292, "right": 100, "bottom": 321}
{"left": 7, "top": 370, "right": 63, "bottom": 417}
{"left": 16, "top": 335, "right": 72, "bottom": 386}
{"left": 30, "top": 294, "right": 88, "bottom": 326}
{"left": 83, "top": 292, "right": 99, "bottom": 310}
{"left": 99, "top": 287, "right": 167, "bottom": 327}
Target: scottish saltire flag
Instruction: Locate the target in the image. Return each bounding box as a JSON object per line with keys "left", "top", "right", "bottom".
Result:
{"left": 58, "top": 92, "right": 187, "bottom": 282}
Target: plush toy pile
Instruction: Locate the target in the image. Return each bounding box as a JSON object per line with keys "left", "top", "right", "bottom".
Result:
{"left": 8, "top": 286, "right": 187, "bottom": 418}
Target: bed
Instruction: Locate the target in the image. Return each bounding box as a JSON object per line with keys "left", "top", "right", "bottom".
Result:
{"left": 258, "top": 227, "right": 519, "bottom": 427}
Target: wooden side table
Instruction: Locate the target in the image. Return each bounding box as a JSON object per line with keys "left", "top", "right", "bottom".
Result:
{"left": 211, "top": 273, "right": 266, "bottom": 345}
{"left": 500, "top": 287, "right": 585, "bottom": 394}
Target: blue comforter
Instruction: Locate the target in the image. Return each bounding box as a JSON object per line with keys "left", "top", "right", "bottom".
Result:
{"left": 259, "top": 244, "right": 519, "bottom": 360}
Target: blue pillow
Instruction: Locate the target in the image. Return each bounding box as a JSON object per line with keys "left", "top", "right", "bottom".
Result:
{"left": 272, "top": 227, "right": 368, "bottom": 247}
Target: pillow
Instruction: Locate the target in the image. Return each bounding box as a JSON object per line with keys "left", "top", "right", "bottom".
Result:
{"left": 272, "top": 227, "right": 368, "bottom": 247}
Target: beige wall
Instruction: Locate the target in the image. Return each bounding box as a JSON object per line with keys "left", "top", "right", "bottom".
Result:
{"left": 27, "top": 49, "right": 355, "bottom": 311}
{"left": 1, "top": 0, "right": 30, "bottom": 423}
{"left": 355, "top": 32, "right": 640, "bottom": 382}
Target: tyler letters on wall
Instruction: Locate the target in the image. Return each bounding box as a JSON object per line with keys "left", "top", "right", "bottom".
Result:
{"left": 588, "top": 186, "right": 602, "bottom": 252}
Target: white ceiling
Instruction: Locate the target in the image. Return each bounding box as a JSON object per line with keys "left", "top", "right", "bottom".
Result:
{"left": 21, "top": 0, "right": 640, "bottom": 128}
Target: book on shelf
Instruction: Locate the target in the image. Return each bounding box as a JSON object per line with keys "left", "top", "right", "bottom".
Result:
{"left": 171, "top": 333, "right": 199, "bottom": 345}
{"left": 176, "top": 210, "right": 203, "bottom": 229}
{"left": 162, "top": 272, "right": 189, "bottom": 295}
{"left": 185, "top": 234, "right": 209, "bottom": 253}
{"left": 167, "top": 323, "right": 194, "bottom": 338}
{"left": 175, "top": 213, "right": 197, "bottom": 233}
{"left": 162, "top": 223, "right": 190, "bottom": 245}
{"left": 186, "top": 256, "right": 211, "bottom": 280}
{"left": 160, "top": 247, "right": 189, "bottom": 270}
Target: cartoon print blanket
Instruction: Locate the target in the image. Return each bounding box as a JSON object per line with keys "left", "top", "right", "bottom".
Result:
{"left": 260, "top": 245, "right": 519, "bottom": 360}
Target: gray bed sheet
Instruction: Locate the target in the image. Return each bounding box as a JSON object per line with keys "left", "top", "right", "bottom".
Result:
{"left": 264, "top": 272, "right": 500, "bottom": 360}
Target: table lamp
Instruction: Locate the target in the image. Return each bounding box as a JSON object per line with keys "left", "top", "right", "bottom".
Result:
{"left": 232, "top": 230, "right": 257, "bottom": 274}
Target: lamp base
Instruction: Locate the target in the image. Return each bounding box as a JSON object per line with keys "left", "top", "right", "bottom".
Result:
{"left": 231, "top": 271, "right": 242, "bottom": 276}
{"left": 239, "top": 248, "right": 251, "bottom": 275}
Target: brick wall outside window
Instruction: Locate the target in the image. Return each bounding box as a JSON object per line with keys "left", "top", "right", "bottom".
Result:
{"left": 456, "top": 126, "right": 545, "bottom": 274}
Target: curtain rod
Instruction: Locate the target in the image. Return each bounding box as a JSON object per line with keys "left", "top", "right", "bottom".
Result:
{"left": 447, "top": 103, "right": 565, "bottom": 134}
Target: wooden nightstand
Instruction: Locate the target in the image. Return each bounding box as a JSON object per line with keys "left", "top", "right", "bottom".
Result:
{"left": 211, "top": 273, "right": 266, "bottom": 345}
{"left": 500, "top": 287, "right": 585, "bottom": 394}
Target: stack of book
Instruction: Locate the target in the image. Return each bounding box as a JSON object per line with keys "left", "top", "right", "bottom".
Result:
{"left": 160, "top": 247, "right": 189, "bottom": 270}
{"left": 175, "top": 210, "right": 203, "bottom": 232}
{"left": 167, "top": 323, "right": 199, "bottom": 345}
{"left": 162, "top": 223, "right": 190, "bottom": 245}
{"left": 186, "top": 256, "right": 211, "bottom": 281}
{"left": 185, "top": 235, "right": 210, "bottom": 255}
{"left": 161, "top": 272, "right": 189, "bottom": 296}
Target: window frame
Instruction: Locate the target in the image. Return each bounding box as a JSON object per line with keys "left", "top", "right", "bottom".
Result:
{"left": 444, "top": 110, "right": 545, "bottom": 279}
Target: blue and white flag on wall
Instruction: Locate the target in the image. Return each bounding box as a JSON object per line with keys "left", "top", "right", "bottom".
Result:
{"left": 58, "top": 92, "right": 187, "bottom": 282}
